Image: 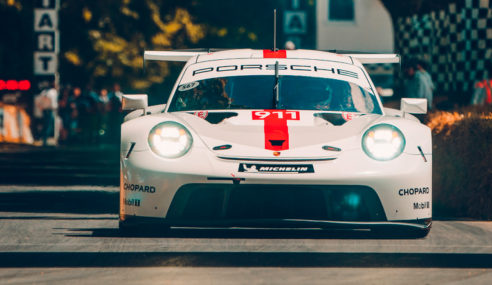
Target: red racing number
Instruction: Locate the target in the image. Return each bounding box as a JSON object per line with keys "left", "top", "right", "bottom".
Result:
{"left": 252, "top": 110, "right": 300, "bottom": 151}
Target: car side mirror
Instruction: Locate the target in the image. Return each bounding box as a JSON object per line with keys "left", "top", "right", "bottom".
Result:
{"left": 401, "top": 98, "right": 427, "bottom": 115}
{"left": 122, "top": 94, "right": 148, "bottom": 111}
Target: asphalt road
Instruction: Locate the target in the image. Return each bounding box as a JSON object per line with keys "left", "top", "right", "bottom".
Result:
{"left": 1, "top": 186, "right": 492, "bottom": 284}
{"left": 0, "top": 145, "right": 119, "bottom": 185}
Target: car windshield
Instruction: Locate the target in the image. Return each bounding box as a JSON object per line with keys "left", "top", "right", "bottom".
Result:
{"left": 168, "top": 75, "right": 381, "bottom": 114}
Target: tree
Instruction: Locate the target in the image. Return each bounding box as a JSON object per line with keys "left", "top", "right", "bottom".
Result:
{"left": 59, "top": 0, "right": 279, "bottom": 92}
{"left": 1, "top": 0, "right": 286, "bottom": 94}
{"left": 60, "top": 0, "right": 206, "bottom": 90}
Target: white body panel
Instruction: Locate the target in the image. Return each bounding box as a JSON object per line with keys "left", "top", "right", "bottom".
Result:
{"left": 120, "top": 110, "right": 432, "bottom": 221}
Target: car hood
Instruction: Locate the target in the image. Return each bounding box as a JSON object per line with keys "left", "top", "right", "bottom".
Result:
{"left": 171, "top": 110, "right": 380, "bottom": 160}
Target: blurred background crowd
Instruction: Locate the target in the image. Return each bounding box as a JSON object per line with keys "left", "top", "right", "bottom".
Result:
{"left": 33, "top": 82, "right": 123, "bottom": 146}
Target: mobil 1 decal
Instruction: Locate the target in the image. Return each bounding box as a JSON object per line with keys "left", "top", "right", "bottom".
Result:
{"left": 413, "top": 201, "right": 430, "bottom": 210}
{"left": 123, "top": 198, "right": 141, "bottom": 207}
{"left": 252, "top": 110, "right": 300, "bottom": 151}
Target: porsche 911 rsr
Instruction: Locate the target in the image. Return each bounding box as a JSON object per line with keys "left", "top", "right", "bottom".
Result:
{"left": 119, "top": 49, "right": 432, "bottom": 237}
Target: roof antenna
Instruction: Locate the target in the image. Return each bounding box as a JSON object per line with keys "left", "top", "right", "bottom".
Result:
{"left": 273, "top": 9, "right": 277, "bottom": 51}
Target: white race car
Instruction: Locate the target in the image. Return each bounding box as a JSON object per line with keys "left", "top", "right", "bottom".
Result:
{"left": 119, "top": 49, "right": 432, "bottom": 237}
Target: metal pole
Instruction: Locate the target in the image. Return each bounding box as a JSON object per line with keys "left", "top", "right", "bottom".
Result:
{"left": 274, "top": 9, "right": 277, "bottom": 51}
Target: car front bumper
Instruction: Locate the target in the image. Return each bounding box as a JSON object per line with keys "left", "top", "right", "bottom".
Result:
{"left": 120, "top": 147, "right": 432, "bottom": 224}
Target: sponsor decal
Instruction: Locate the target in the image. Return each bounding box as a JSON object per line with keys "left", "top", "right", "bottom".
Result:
{"left": 192, "top": 64, "right": 359, "bottom": 79}
{"left": 252, "top": 110, "right": 300, "bottom": 151}
{"left": 123, "top": 198, "right": 141, "bottom": 207}
{"left": 398, "top": 187, "right": 430, "bottom": 196}
{"left": 194, "top": 111, "right": 208, "bottom": 119}
{"left": 413, "top": 201, "right": 430, "bottom": 210}
{"left": 238, "top": 163, "right": 314, "bottom": 174}
{"left": 178, "top": 81, "right": 199, "bottom": 91}
{"left": 124, "top": 183, "right": 156, "bottom": 193}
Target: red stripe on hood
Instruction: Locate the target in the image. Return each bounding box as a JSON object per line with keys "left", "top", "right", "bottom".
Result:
{"left": 263, "top": 49, "right": 287, "bottom": 58}
{"left": 252, "top": 110, "right": 300, "bottom": 151}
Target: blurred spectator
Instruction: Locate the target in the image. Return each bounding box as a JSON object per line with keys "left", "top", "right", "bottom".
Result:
{"left": 58, "top": 86, "right": 72, "bottom": 143}
{"left": 112, "top": 83, "right": 123, "bottom": 102}
{"left": 284, "top": 41, "right": 296, "bottom": 50}
{"left": 40, "top": 81, "right": 58, "bottom": 146}
{"left": 84, "top": 85, "right": 99, "bottom": 143}
{"left": 416, "top": 60, "right": 434, "bottom": 109}
{"left": 32, "top": 83, "right": 125, "bottom": 146}
{"left": 404, "top": 59, "right": 434, "bottom": 109}
{"left": 109, "top": 84, "right": 123, "bottom": 141}
{"left": 97, "top": 88, "right": 111, "bottom": 141}
{"left": 33, "top": 82, "right": 50, "bottom": 140}
{"left": 67, "top": 87, "right": 82, "bottom": 141}
{"left": 470, "top": 61, "right": 492, "bottom": 106}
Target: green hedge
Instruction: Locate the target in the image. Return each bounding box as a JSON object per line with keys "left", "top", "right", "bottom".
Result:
{"left": 428, "top": 106, "right": 492, "bottom": 219}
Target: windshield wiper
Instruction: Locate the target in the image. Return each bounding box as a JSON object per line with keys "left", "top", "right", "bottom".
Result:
{"left": 273, "top": 61, "right": 279, "bottom": 109}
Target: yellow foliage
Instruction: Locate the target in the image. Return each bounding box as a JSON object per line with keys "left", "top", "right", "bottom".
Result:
{"left": 130, "top": 57, "right": 143, "bottom": 69}
{"left": 121, "top": 7, "right": 139, "bottom": 19}
{"left": 94, "top": 39, "right": 124, "bottom": 53}
{"left": 427, "top": 109, "right": 492, "bottom": 135}
{"left": 2, "top": 0, "right": 21, "bottom": 10}
{"left": 152, "top": 33, "right": 171, "bottom": 47}
{"left": 83, "top": 1, "right": 206, "bottom": 89}
{"left": 427, "top": 111, "right": 465, "bottom": 135}
{"left": 217, "top": 28, "right": 228, "bottom": 37}
{"left": 112, "top": 66, "right": 124, "bottom": 77}
{"left": 88, "top": 30, "right": 101, "bottom": 39}
{"left": 185, "top": 22, "right": 205, "bottom": 43}
{"left": 164, "top": 21, "right": 182, "bottom": 34}
{"left": 82, "top": 7, "right": 92, "bottom": 23}
{"left": 146, "top": 2, "right": 204, "bottom": 46}
{"left": 94, "top": 66, "right": 108, "bottom": 76}
{"left": 248, "top": 32, "right": 258, "bottom": 42}
{"left": 131, "top": 79, "right": 152, "bottom": 90}
{"left": 64, "top": 50, "right": 82, "bottom": 66}
{"left": 146, "top": 0, "right": 168, "bottom": 32}
{"left": 93, "top": 34, "right": 128, "bottom": 53}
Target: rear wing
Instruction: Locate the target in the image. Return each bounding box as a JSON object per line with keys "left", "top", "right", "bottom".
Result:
{"left": 143, "top": 50, "right": 401, "bottom": 65}
{"left": 144, "top": 50, "right": 206, "bottom": 62}
{"left": 346, "top": 54, "right": 400, "bottom": 64}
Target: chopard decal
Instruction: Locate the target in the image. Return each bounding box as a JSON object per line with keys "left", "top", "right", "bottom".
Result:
{"left": 398, "top": 187, "right": 430, "bottom": 196}
{"left": 124, "top": 183, "right": 156, "bottom": 193}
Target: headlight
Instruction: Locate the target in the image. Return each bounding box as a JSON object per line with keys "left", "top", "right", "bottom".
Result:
{"left": 362, "top": 124, "right": 405, "bottom": 161}
{"left": 148, "top": 121, "right": 193, "bottom": 158}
